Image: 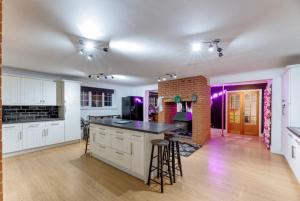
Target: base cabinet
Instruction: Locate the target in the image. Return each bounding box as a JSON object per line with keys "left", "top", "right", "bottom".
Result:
{"left": 285, "top": 130, "right": 300, "bottom": 183}
{"left": 3, "top": 124, "right": 23, "bottom": 153}
{"left": 22, "top": 123, "right": 44, "bottom": 150}
{"left": 45, "top": 121, "right": 65, "bottom": 145}
{"left": 2, "top": 121, "right": 65, "bottom": 154}
{"left": 90, "top": 124, "right": 159, "bottom": 181}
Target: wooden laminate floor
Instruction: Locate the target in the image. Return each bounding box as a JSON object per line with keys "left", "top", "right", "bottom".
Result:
{"left": 4, "top": 131, "right": 300, "bottom": 201}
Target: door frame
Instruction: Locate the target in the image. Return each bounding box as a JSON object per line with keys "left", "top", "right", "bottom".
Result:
{"left": 225, "top": 89, "right": 263, "bottom": 136}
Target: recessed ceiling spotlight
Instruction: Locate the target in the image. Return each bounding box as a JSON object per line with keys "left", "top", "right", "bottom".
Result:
{"left": 96, "top": 75, "right": 100, "bottom": 80}
{"left": 87, "top": 55, "right": 93, "bottom": 60}
{"left": 191, "top": 43, "right": 202, "bottom": 52}
{"left": 173, "top": 74, "right": 177, "bottom": 79}
{"left": 208, "top": 43, "right": 214, "bottom": 52}
{"left": 158, "top": 78, "right": 161, "bottom": 82}
{"left": 111, "top": 75, "right": 114, "bottom": 79}
{"left": 79, "top": 49, "right": 84, "bottom": 55}
{"left": 162, "top": 77, "right": 167, "bottom": 81}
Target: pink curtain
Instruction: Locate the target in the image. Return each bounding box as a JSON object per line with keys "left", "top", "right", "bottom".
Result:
{"left": 263, "top": 83, "right": 272, "bottom": 149}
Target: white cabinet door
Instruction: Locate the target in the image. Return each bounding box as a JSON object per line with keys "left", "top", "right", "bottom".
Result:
{"left": 22, "top": 123, "right": 44, "bottom": 150}
{"left": 2, "top": 124, "right": 22, "bottom": 153}
{"left": 291, "top": 134, "right": 300, "bottom": 182}
{"left": 45, "top": 121, "right": 65, "bottom": 145}
{"left": 64, "top": 81, "right": 81, "bottom": 141}
{"left": 131, "top": 135, "right": 145, "bottom": 176}
{"left": 43, "top": 80, "right": 57, "bottom": 105}
{"left": 3, "top": 75, "right": 20, "bottom": 105}
{"left": 21, "top": 78, "right": 43, "bottom": 105}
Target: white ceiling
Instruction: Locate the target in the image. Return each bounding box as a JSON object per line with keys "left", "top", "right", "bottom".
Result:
{"left": 4, "top": 0, "right": 300, "bottom": 85}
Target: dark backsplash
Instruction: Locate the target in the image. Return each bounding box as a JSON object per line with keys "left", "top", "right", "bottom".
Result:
{"left": 2, "top": 106, "right": 59, "bottom": 122}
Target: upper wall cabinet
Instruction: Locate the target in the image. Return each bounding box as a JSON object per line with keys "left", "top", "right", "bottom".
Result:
{"left": 3, "top": 75, "right": 21, "bottom": 105}
{"left": 2, "top": 75, "right": 57, "bottom": 106}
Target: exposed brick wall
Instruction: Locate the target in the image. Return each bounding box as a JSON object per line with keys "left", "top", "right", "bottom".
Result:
{"left": 158, "top": 75, "right": 211, "bottom": 145}
{"left": 0, "top": 0, "right": 3, "bottom": 200}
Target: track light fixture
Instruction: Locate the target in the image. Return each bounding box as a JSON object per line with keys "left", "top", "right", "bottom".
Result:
{"left": 88, "top": 73, "right": 114, "bottom": 80}
{"left": 192, "top": 39, "right": 224, "bottom": 57}
{"left": 204, "top": 39, "right": 224, "bottom": 57}
{"left": 77, "top": 38, "right": 110, "bottom": 60}
{"left": 158, "top": 73, "right": 177, "bottom": 82}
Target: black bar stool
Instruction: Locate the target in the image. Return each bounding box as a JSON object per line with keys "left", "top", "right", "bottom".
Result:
{"left": 147, "top": 139, "right": 173, "bottom": 193}
{"left": 169, "top": 136, "right": 183, "bottom": 183}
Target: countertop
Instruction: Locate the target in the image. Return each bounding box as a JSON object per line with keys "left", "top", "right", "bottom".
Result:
{"left": 287, "top": 127, "right": 300, "bottom": 138}
{"left": 3, "top": 118, "right": 65, "bottom": 124}
{"left": 90, "top": 119, "right": 179, "bottom": 134}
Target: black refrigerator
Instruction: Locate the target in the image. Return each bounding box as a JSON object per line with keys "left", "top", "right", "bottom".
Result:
{"left": 122, "top": 96, "right": 144, "bottom": 121}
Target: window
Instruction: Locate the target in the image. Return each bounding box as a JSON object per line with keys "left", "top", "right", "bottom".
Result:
{"left": 104, "top": 92, "right": 112, "bottom": 106}
{"left": 81, "top": 86, "right": 114, "bottom": 108}
{"left": 81, "top": 90, "right": 89, "bottom": 107}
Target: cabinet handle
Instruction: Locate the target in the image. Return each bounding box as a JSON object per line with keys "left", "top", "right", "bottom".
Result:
{"left": 19, "top": 132, "right": 23, "bottom": 140}
{"left": 46, "top": 129, "right": 48, "bottom": 136}
{"left": 116, "top": 136, "right": 124, "bottom": 141}
{"left": 98, "top": 128, "right": 106, "bottom": 130}
{"left": 99, "top": 133, "right": 106, "bottom": 136}
{"left": 99, "top": 145, "right": 106, "bottom": 149}
{"left": 93, "top": 133, "right": 95, "bottom": 142}
{"left": 291, "top": 145, "right": 296, "bottom": 159}
{"left": 116, "top": 151, "right": 124, "bottom": 155}
{"left": 4, "top": 126, "right": 16, "bottom": 129}
{"left": 29, "top": 124, "right": 39, "bottom": 128}
{"left": 51, "top": 123, "right": 60, "bottom": 126}
{"left": 130, "top": 143, "right": 133, "bottom": 155}
{"left": 132, "top": 134, "right": 142, "bottom": 138}
{"left": 116, "top": 131, "right": 123, "bottom": 134}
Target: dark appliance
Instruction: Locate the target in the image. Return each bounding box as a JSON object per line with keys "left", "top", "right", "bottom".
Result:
{"left": 122, "top": 96, "right": 144, "bottom": 121}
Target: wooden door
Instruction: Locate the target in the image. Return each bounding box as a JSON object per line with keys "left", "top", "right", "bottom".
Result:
{"left": 243, "top": 91, "right": 259, "bottom": 135}
{"left": 228, "top": 92, "right": 242, "bottom": 134}
{"left": 227, "top": 91, "right": 259, "bottom": 135}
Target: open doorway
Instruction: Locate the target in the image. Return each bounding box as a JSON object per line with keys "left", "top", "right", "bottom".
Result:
{"left": 211, "top": 81, "right": 272, "bottom": 149}
{"left": 144, "top": 90, "right": 158, "bottom": 122}
{"left": 227, "top": 90, "right": 260, "bottom": 135}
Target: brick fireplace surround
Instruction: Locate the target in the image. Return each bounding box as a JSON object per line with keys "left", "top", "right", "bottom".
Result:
{"left": 158, "top": 75, "right": 211, "bottom": 145}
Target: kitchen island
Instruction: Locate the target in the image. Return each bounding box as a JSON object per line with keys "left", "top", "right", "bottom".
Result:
{"left": 89, "top": 119, "right": 178, "bottom": 182}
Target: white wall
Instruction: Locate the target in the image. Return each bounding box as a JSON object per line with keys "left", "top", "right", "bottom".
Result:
{"left": 209, "top": 68, "right": 284, "bottom": 155}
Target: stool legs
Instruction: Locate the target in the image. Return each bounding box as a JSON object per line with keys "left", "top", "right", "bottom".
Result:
{"left": 159, "top": 146, "right": 163, "bottom": 193}
{"left": 176, "top": 141, "right": 183, "bottom": 176}
{"left": 147, "top": 144, "right": 155, "bottom": 185}
{"left": 164, "top": 146, "right": 173, "bottom": 185}
{"left": 171, "top": 142, "right": 176, "bottom": 183}
{"left": 147, "top": 142, "right": 173, "bottom": 193}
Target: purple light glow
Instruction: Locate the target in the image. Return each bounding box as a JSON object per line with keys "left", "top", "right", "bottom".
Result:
{"left": 211, "top": 90, "right": 226, "bottom": 99}
{"left": 134, "top": 97, "right": 143, "bottom": 104}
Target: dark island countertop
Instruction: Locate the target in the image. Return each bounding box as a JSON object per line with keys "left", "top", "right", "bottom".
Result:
{"left": 90, "top": 119, "right": 179, "bottom": 134}
{"left": 3, "top": 118, "right": 65, "bottom": 124}
{"left": 287, "top": 127, "right": 300, "bottom": 138}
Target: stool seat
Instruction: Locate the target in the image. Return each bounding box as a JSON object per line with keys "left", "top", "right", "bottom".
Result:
{"left": 151, "top": 139, "right": 169, "bottom": 146}
{"left": 169, "top": 137, "right": 180, "bottom": 142}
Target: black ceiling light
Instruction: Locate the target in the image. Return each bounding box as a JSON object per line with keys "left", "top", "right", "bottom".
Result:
{"left": 200, "top": 39, "right": 224, "bottom": 57}
{"left": 88, "top": 73, "right": 114, "bottom": 80}
{"left": 77, "top": 38, "right": 110, "bottom": 60}
{"left": 158, "top": 73, "right": 177, "bottom": 82}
